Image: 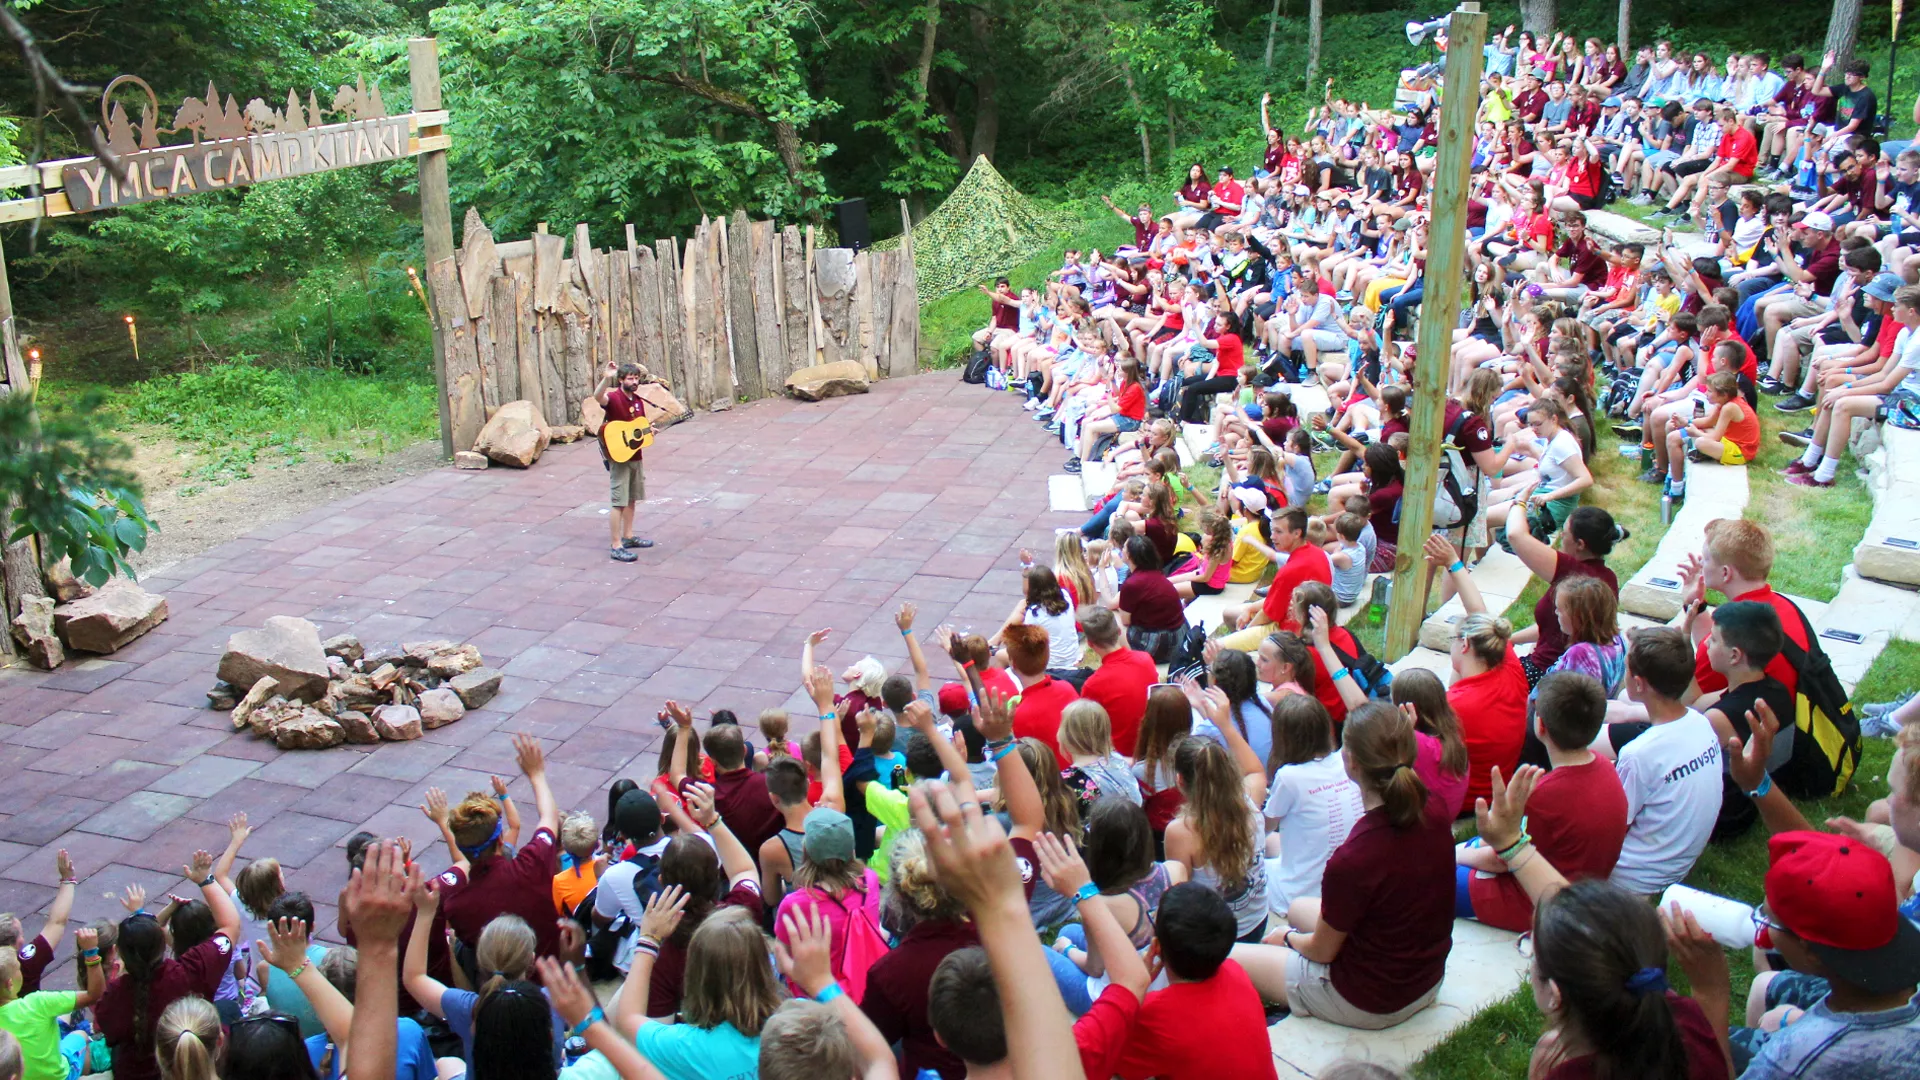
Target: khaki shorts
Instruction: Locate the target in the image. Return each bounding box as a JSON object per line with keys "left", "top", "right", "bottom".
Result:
{"left": 609, "top": 459, "right": 646, "bottom": 507}
{"left": 1283, "top": 947, "right": 1439, "bottom": 1030}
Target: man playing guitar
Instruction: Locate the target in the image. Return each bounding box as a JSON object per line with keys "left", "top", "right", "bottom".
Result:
{"left": 595, "top": 361, "right": 654, "bottom": 561}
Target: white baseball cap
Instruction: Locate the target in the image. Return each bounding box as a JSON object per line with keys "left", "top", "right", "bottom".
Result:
{"left": 1799, "top": 210, "right": 1836, "bottom": 232}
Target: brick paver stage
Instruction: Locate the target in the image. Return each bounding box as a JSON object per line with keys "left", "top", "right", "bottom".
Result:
{"left": 0, "top": 373, "right": 1065, "bottom": 967}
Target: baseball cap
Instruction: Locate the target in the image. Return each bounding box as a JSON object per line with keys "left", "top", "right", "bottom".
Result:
{"left": 802, "top": 807, "right": 856, "bottom": 863}
{"left": 1603, "top": 96, "right": 1623, "bottom": 107}
{"left": 612, "top": 790, "right": 661, "bottom": 844}
{"left": 1765, "top": 830, "right": 1920, "bottom": 995}
{"left": 1230, "top": 486, "right": 1268, "bottom": 513}
{"left": 1293, "top": 184, "right": 1311, "bottom": 197}
{"left": 1867, "top": 272, "right": 1904, "bottom": 302}
{"left": 937, "top": 682, "right": 971, "bottom": 715}
{"left": 1335, "top": 198, "right": 1353, "bottom": 210}
{"left": 1799, "top": 210, "right": 1836, "bottom": 232}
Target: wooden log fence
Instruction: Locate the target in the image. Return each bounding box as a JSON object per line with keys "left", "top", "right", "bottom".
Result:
{"left": 429, "top": 209, "right": 920, "bottom": 446}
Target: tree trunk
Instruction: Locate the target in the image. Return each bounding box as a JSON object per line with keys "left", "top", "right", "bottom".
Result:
{"left": 1519, "top": 0, "right": 1556, "bottom": 37}
{"left": 1305, "top": 0, "right": 1323, "bottom": 88}
{"left": 912, "top": 0, "right": 940, "bottom": 99}
{"left": 1122, "top": 60, "right": 1151, "bottom": 178}
{"left": 1616, "top": 0, "right": 1631, "bottom": 56}
{"left": 1264, "top": 0, "right": 1282, "bottom": 70}
{"left": 1167, "top": 101, "right": 1177, "bottom": 163}
{"left": 970, "top": 70, "right": 999, "bottom": 162}
{"left": 1825, "top": 0, "right": 1864, "bottom": 74}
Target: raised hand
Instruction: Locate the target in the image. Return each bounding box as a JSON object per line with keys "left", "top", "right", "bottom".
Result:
{"left": 513, "top": 733, "right": 547, "bottom": 779}
{"left": 1727, "top": 698, "right": 1780, "bottom": 795}
{"left": 74, "top": 926, "right": 98, "bottom": 953}
{"left": 638, "top": 884, "right": 688, "bottom": 942}
{"left": 184, "top": 849, "right": 214, "bottom": 884}
{"left": 895, "top": 602, "right": 917, "bottom": 633}
{"left": 805, "top": 627, "right": 833, "bottom": 647}
{"left": 907, "top": 779, "right": 1024, "bottom": 915}
{"left": 1473, "top": 764, "right": 1542, "bottom": 852}
{"left": 901, "top": 700, "right": 938, "bottom": 736}
{"left": 55, "top": 849, "right": 73, "bottom": 883}
{"left": 1033, "top": 831, "right": 1092, "bottom": 899}
{"left": 773, "top": 906, "right": 837, "bottom": 996}
{"left": 344, "top": 841, "right": 414, "bottom": 945}
{"left": 975, "top": 687, "right": 1014, "bottom": 744}
{"left": 535, "top": 955, "right": 600, "bottom": 1027}
{"left": 555, "top": 919, "right": 587, "bottom": 964}
{"left": 665, "top": 700, "right": 695, "bottom": 729}
{"left": 805, "top": 666, "right": 837, "bottom": 709}
{"left": 258, "top": 916, "right": 313, "bottom": 972}
{"left": 490, "top": 775, "right": 510, "bottom": 798}
{"left": 421, "top": 787, "right": 451, "bottom": 825}
{"left": 119, "top": 884, "right": 147, "bottom": 914}
{"left": 682, "top": 782, "right": 720, "bottom": 830}
{"left": 1423, "top": 531, "right": 1460, "bottom": 570}
{"left": 228, "top": 812, "right": 251, "bottom": 847}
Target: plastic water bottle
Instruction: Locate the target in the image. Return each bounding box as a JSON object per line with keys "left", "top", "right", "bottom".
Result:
{"left": 237, "top": 944, "right": 263, "bottom": 1017}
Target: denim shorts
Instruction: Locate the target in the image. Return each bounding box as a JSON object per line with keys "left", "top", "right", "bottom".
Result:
{"left": 1113, "top": 415, "right": 1143, "bottom": 433}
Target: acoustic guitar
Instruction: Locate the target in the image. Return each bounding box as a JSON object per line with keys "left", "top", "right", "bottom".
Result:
{"left": 601, "top": 415, "right": 654, "bottom": 463}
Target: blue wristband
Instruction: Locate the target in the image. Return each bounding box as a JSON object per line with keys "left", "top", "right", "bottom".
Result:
{"left": 901, "top": 627, "right": 913, "bottom": 636}
{"left": 990, "top": 741, "right": 1018, "bottom": 763}
{"left": 568, "top": 1007, "right": 604, "bottom": 1038}
{"left": 1449, "top": 560, "right": 1466, "bottom": 573}
{"left": 1073, "top": 882, "right": 1100, "bottom": 904}
{"left": 814, "top": 982, "right": 846, "bottom": 1004}
{"left": 1746, "top": 773, "right": 1773, "bottom": 800}
{"left": 1332, "top": 667, "right": 1353, "bottom": 682}
{"left": 818, "top": 712, "right": 835, "bottom": 722}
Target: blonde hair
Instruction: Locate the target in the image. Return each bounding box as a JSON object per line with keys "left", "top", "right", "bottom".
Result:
{"left": 475, "top": 914, "right": 536, "bottom": 1008}
{"left": 870, "top": 713, "right": 898, "bottom": 756}
{"left": 845, "top": 657, "right": 887, "bottom": 697}
{"left": 758, "top": 999, "right": 856, "bottom": 1080}
{"left": 560, "top": 811, "right": 598, "bottom": 857}
{"left": 1174, "top": 738, "right": 1257, "bottom": 891}
{"left": 448, "top": 794, "right": 503, "bottom": 853}
{"left": 1057, "top": 700, "right": 1115, "bottom": 760}
{"left": 681, "top": 907, "right": 784, "bottom": 1037}
{"left": 1001, "top": 739, "right": 1080, "bottom": 838}
{"left": 1053, "top": 533, "right": 1097, "bottom": 608}
{"left": 1456, "top": 612, "right": 1514, "bottom": 669}
{"left": 155, "top": 996, "right": 219, "bottom": 1080}
{"left": 886, "top": 830, "right": 967, "bottom": 924}
{"left": 0, "top": 953, "right": 16, "bottom": 1004}
{"left": 234, "top": 859, "right": 284, "bottom": 920}
{"left": 759, "top": 710, "right": 792, "bottom": 756}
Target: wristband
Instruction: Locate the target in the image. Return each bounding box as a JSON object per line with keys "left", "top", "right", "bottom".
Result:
{"left": 960, "top": 659, "right": 976, "bottom": 668}
{"left": 1448, "top": 560, "right": 1466, "bottom": 573}
{"left": 568, "top": 1007, "right": 605, "bottom": 1039}
{"left": 81, "top": 948, "right": 99, "bottom": 959}
{"left": 285, "top": 962, "right": 309, "bottom": 981}
{"left": 901, "top": 627, "right": 913, "bottom": 636}
{"left": 814, "top": 982, "right": 846, "bottom": 1004}
{"left": 1283, "top": 929, "right": 1296, "bottom": 951}
{"left": 1073, "top": 882, "right": 1100, "bottom": 904}
{"left": 61, "top": 879, "right": 77, "bottom": 885}
{"left": 1332, "top": 667, "right": 1353, "bottom": 682}
{"left": 990, "top": 741, "right": 1018, "bottom": 763}
{"left": 1495, "top": 833, "right": 1533, "bottom": 862}
{"left": 1745, "top": 773, "right": 1773, "bottom": 800}
{"left": 199, "top": 876, "right": 216, "bottom": 888}
{"left": 635, "top": 935, "right": 662, "bottom": 955}
{"left": 818, "top": 712, "right": 835, "bottom": 722}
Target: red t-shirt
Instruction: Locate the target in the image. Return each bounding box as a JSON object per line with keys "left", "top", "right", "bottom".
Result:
{"left": 1716, "top": 125, "right": 1758, "bottom": 176}
{"left": 1544, "top": 993, "right": 1730, "bottom": 1080}
{"left": 440, "top": 826, "right": 564, "bottom": 959}
{"left": 1082, "top": 647, "right": 1160, "bottom": 758}
{"left": 980, "top": 666, "right": 1019, "bottom": 701}
{"left": 806, "top": 742, "right": 857, "bottom": 806}
{"left": 1116, "top": 381, "right": 1147, "bottom": 421}
{"left": 16, "top": 934, "right": 52, "bottom": 994}
{"left": 96, "top": 935, "right": 233, "bottom": 1080}
{"left": 1306, "top": 625, "right": 1362, "bottom": 727}
{"left": 646, "top": 880, "right": 764, "bottom": 1017}
{"left": 1693, "top": 586, "right": 1807, "bottom": 698}
{"left": 1261, "top": 543, "right": 1333, "bottom": 628}
{"left": 1075, "top": 984, "right": 1143, "bottom": 1080}
{"left": 1211, "top": 179, "right": 1246, "bottom": 213}
{"left": 1523, "top": 211, "right": 1555, "bottom": 252}
{"left": 1114, "top": 961, "right": 1278, "bottom": 1080}
{"left": 1213, "top": 334, "right": 1245, "bottom": 380}
{"left": 1468, "top": 757, "right": 1629, "bottom": 931}
{"left": 1447, "top": 644, "right": 1529, "bottom": 805}
{"left": 1012, "top": 676, "right": 1079, "bottom": 760}
{"left": 1320, "top": 798, "right": 1455, "bottom": 1014}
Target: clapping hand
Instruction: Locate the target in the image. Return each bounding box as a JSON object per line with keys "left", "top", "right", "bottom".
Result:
{"left": 638, "top": 884, "right": 688, "bottom": 943}
{"left": 1473, "top": 764, "right": 1543, "bottom": 852}
{"left": 774, "top": 907, "right": 837, "bottom": 997}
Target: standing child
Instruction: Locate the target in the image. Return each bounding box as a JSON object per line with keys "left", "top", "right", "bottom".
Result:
{"left": 868, "top": 716, "right": 907, "bottom": 791}
{"left": 1664, "top": 369, "right": 1758, "bottom": 502}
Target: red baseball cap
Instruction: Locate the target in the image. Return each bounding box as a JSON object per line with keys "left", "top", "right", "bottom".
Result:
{"left": 937, "top": 682, "right": 972, "bottom": 716}
{"left": 1765, "top": 830, "right": 1920, "bottom": 994}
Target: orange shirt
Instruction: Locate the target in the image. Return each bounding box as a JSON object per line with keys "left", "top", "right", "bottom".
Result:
{"left": 553, "top": 859, "right": 599, "bottom": 918}
{"left": 1717, "top": 398, "right": 1760, "bottom": 460}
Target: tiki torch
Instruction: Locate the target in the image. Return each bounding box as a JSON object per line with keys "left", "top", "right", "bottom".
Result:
{"left": 405, "top": 266, "right": 434, "bottom": 320}
{"left": 124, "top": 314, "right": 139, "bottom": 362}
{"left": 26, "top": 347, "right": 40, "bottom": 386}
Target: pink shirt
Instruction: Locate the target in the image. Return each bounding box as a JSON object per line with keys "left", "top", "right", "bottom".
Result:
{"left": 1415, "top": 731, "right": 1469, "bottom": 819}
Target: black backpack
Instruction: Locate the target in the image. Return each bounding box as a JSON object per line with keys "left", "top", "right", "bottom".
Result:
{"left": 1434, "top": 408, "right": 1482, "bottom": 530}
{"left": 1770, "top": 601, "right": 1863, "bottom": 798}
{"left": 962, "top": 350, "right": 991, "bottom": 384}
{"left": 1329, "top": 630, "right": 1394, "bottom": 701}
{"left": 584, "top": 848, "right": 664, "bottom": 980}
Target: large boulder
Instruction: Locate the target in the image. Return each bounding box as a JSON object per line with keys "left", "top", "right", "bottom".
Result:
{"left": 784, "top": 361, "right": 870, "bottom": 402}
{"left": 417, "top": 687, "right": 466, "bottom": 729}
{"left": 473, "top": 400, "right": 552, "bottom": 468}
{"left": 42, "top": 558, "right": 92, "bottom": 604}
{"left": 371, "top": 704, "right": 424, "bottom": 741}
{"left": 426, "top": 644, "right": 483, "bottom": 678}
{"left": 53, "top": 582, "right": 168, "bottom": 654}
{"left": 448, "top": 666, "right": 503, "bottom": 710}
{"left": 10, "top": 595, "right": 62, "bottom": 670}
{"left": 230, "top": 676, "right": 282, "bottom": 731}
{"left": 636, "top": 382, "right": 690, "bottom": 424}
{"left": 219, "top": 616, "right": 331, "bottom": 702}
{"left": 336, "top": 710, "right": 380, "bottom": 745}
{"left": 272, "top": 708, "right": 346, "bottom": 750}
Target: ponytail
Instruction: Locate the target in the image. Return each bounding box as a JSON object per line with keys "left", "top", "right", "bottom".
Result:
{"left": 155, "top": 996, "right": 220, "bottom": 1080}
{"left": 1342, "top": 703, "right": 1430, "bottom": 830}
{"left": 1534, "top": 881, "right": 1691, "bottom": 1080}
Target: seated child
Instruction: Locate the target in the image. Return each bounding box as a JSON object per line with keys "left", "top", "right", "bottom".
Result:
{"left": 1697, "top": 601, "right": 1795, "bottom": 842}
{"left": 551, "top": 811, "right": 602, "bottom": 919}
{"left": 755, "top": 708, "right": 801, "bottom": 770}
{"left": 1662, "top": 369, "right": 1758, "bottom": 502}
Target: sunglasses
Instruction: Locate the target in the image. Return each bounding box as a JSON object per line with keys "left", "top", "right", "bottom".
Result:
{"left": 234, "top": 1013, "right": 303, "bottom": 1035}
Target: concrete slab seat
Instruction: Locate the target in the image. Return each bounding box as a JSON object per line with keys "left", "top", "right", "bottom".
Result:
{"left": 1266, "top": 919, "right": 1533, "bottom": 1079}
{"left": 1584, "top": 209, "right": 1662, "bottom": 248}
{"left": 1619, "top": 462, "right": 1751, "bottom": 621}
{"left": 1417, "top": 548, "right": 1535, "bottom": 652}
{"left": 1852, "top": 426, "right": 1920, "bottom": 588}
{"left": 1187, "top": 582, "right": 1259, "bottom": 630}
{"left": 1803, "top": 569, "right": 1904, "bottom": 693}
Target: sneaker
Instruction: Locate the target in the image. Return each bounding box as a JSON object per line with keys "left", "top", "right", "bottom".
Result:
{"left": 1787, "top": 472, "right": 1834, "bottom": 488}
{"left": 1863, "top": 691, "right": 1915, "bottom": 718}
{"left": 1673, "top": 212, "right": 1693, "bottom": 226}
{"left": 1253, "top": 585, "right": 1270, "bottom": 598}
{"left": 1758, "top": 376, "right": 1788, "bottom": 395}
{"left": 1629, "top": 193, "right": 1653, "bottom": 206}
{"left": 1612, "top": 422, "right": 1644, "bottom": 439}
{"left": 622, "top": 536, "right": 654, "bottom": 549}
{"left": 1063, "top": 457, "right": 1082, "bottom": 474}
{"left": 1778, "top": 429, "right": 1812, "bottom": 449}
{"left": 1034, "top": 408, "right": 1055, "bottom": 422}
{"left": 1773, "top": 393, "right": 1816, "bottom": 413}
{"left": 1204, "top": 455, "right": 1226, "bottom": 468}
{"left": 610, "top": 546, "right": 638, "bottom": 562}
{"left": 1336, "top": 290, "right": 1354, "bottom": 303}
{"left": 1648, "top": 206, "right": 1676, "bottom": 219}
{"left": 1664, "top": 482, "right": 1686, "bottom": 503}
{"left": 1637, "top": 468, "right": 1664, "bottom": 484}
{"left": 1687, "top": 448, "right": 1710, "bottom": 464}
{"left": 1312, "top": 478, "right": 1334, "bottom": 496}
{"left": 1022, "top": 397, "right": 1041, "bottom": 411}
{"left": 1862, "top": 712, "right": 1905, "bottom": 738}
{"left": 1782, "top": 459, "right": 1815, "bottom": 476}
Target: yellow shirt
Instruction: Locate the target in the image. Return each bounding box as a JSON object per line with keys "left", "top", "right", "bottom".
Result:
{"left": 1229, "top": 518, "right": 1271, "bottom": 584}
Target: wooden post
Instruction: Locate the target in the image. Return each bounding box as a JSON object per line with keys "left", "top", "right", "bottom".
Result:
{"left": 1385, "top": 2, "right": 1486, "bottom": 662}
{"left": 727, "top": 210, "right": 763, "bottom": 402}
{"left": 409, "top": 37, "right": 456, "bottom": 457}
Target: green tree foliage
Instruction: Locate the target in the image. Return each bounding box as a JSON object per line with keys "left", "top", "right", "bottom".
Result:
{"left": 0, "top": 390, "right": 153, "bottom": 587}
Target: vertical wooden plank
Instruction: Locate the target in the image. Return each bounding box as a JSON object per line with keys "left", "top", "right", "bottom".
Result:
{"left": 427, "top": 256, "right": 484, "bottom": 451}
{"left": 726, "top": 210, "right": 763, "bottom": 402}
{"left": 867, "top": 252, "right": 892, "bottom": 381}
{"left": 781, "top": 225, "right": 809, "bottom": 375}
{"left": 541, "top": 311, "right": 568, "bottom": 429}
{"left": 635, "top": 245, "right": 664, "bottom": 376}
{"left": 458, "top": 209, "right": 498, "bottom": 320}
{"left": 853, "top": 249, "right": 876, "bottom": 379}
{"left": 813, "top": 247, "right": 857, "bottom": 370}
{"left": 532, "top": 232, "right": 565, "bottom": 312}
{"left": 512, "top": 271, "right": 541, "bottom": 412}
{"left": 409, "top": 37, "right": 456, "bottom": 456}
{"left": 750, "top": 220, "right": 784, "bottom": 394}
{"left": 657, "top": 239, "right": 688, "bottom": 400}
{"left": 562, "top": 305, "right": 590, "bottom": 425}
{"left": 709, "top": 220, "right": 731, "bottom": 404}
{"left": 490, "top": 273, "right": 520, "bottom": 402}
{"left": 472, "top": 272, "right": 500, "bottom": 416}
{"left": 889, "top": 250, "right": 920, "bottom": 379}
{"left": 685, "top": 230, "right": 712, "bottom": 410}
{"left": 805, "top": 226, "right": 820, "bottom": 366}
{"left": 611, "top": 249, "right": 633, "bottom": 369}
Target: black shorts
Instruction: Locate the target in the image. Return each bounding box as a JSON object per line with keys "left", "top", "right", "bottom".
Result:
{"left": 1150, "top": 326, "right": 1180, "bottom": 344}
{"left": 1253, "top": 299, "right": 1278, "bottom": 321}
{"left": 1567, "top": 192, "right": 1602, "bottom": 210}
{"left": 1188, "top": 580, "right": 1225, "bottom": 596}
{"left": 1671, "top": 157, "right": 1712, "bottom": 178}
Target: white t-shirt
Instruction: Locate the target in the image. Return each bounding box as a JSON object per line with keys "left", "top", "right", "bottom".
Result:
{"left": 1025, "top": 604, "right": 1083, "bottom": 668}
{"left": 1536, "top": 428, "right": 1584, "bottom": 495}
{"left": 591, "top": 832, "right": 715, "bottom": 970}
{"left": 1261, "top": 752, "right": 1366, "bottom": 911}
{"left": 1610, "top": 709, "right": 1724, "bottom": 895}
{"left": 1891, "top": 325, "right": 1920, "bottom": 396}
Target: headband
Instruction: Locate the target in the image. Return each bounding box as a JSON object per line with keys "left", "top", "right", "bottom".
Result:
{"left": 458, "top": 818, "right": 505, "bottom": 858}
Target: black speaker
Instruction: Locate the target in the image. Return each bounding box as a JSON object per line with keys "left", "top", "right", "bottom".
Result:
{"left": 833, "top": 198, "right": 870, "bottom": 251}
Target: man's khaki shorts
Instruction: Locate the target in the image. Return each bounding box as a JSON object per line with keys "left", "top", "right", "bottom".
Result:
{"left": 609, "top": 459, "right": 646, "bottom": 507}
{"left": 1283, "top": 947, "right": 1440, "bottom": 1030}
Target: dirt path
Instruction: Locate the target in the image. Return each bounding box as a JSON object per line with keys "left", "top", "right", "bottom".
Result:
{"left": 130, "top": 436, "right": 445, "bottom": 574}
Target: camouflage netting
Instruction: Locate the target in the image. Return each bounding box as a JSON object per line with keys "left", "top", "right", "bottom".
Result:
{"left": 874, "top": 155, "right": 1080, "bottom": 304}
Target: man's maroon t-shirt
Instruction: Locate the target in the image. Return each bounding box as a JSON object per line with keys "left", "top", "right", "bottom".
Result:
{"left": 96, "top": 934, "right": 233, "bottom": 1080}
{"left": 646, "top": 881, "right": 763, "bottom": 1017}
{"left": 602, "top": 388, "right": 648, "bottom": 463}
{"left": 1011, "top": 676, "right": 1079, "bottom": 760}
{"left": 687, "top": 767, "right": 784, "bottom": 859}
{"left": 440, "top": 826, "right": 563, "bottom": 959}
{"left": 1557, "top": 236, "right": 1609, "bottom": 287}
{"left": 1320, "top": 798, "right": 1455, "bottom": 1015}
{"left": 16, "top": 934, "right": 53, "bottom": 994}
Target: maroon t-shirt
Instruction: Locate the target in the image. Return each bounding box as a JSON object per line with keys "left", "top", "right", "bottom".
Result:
{"left": 16, "top": 934, "right": 53, "bottom": 994}
{"left": 1544, "top": 993, "right": 1729, "bottom": 1079}
{"left": 1320, "top": 797, "right": 1454, "bottom": 1014}
{"left": 602, "top": 388, "right": 648, "bottom": 463}
{"left": 96, "top": 934, "right": 233, "bottom": 1080}
{"left": 646, "top": 880, "right": 764, "bottom": 1017}
{"left": 687, "top": 767, "right": 784, "bottom": 860}
{"left": 1468, "top": 757, "right": 1629, "bottom": 931}
{"left": 1557, "top": 235, "right": 1609, "bottom": 287}
{"left": 1529, "top": 554, "right": 1618, "bottom": 672}
{"left": 862, "top": 919, "right": 981, "bottom": 1080}
{"left": 1117, "top": 568, "right": 1186, "bottom": 633}
{"left": 440, "top": 826, "right": 563, "bottom": 959}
